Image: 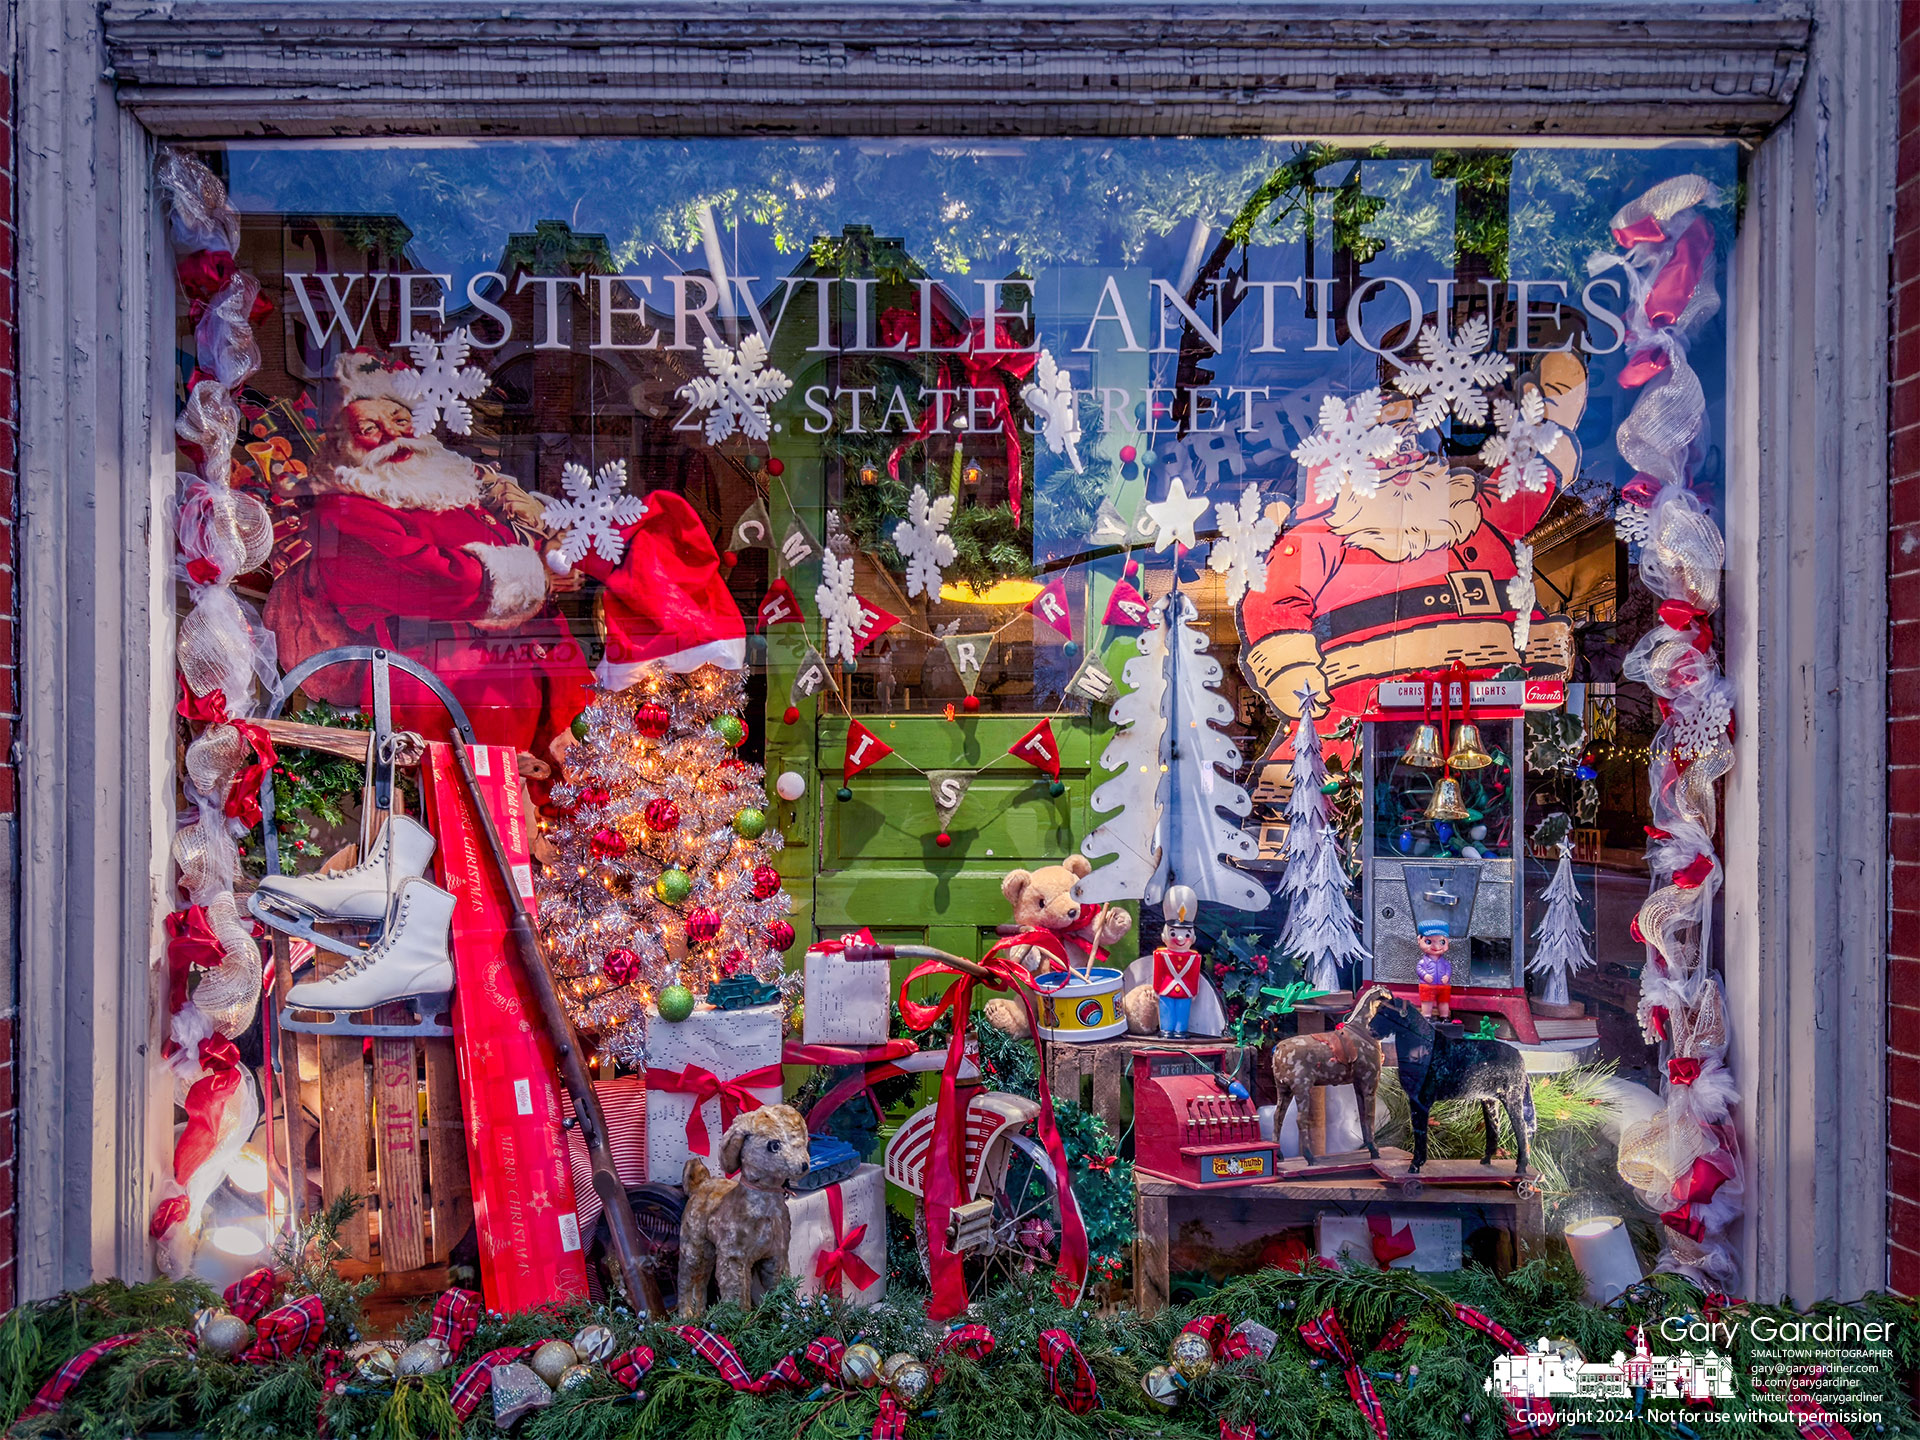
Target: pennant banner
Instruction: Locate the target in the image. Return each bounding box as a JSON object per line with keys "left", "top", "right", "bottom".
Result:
{"left": 1102, "top": 579, "right": 1152, "bottom": 628}
{"left": 729, "top": 499, "right": 772, "bottom": 552}
{"left": 778, "top": 516, "right": 820, "bottom": 572}
{"left": 1086, "top": 497, "right": 1130, "bottom": 546}
{"left": 928, "top": 770, "right": 974, "bottom": 830}
{"left": 1027, "top": 576, "right": 1074, "bottom": 639}
{"left": 942, "top": 632, "right": 996, "bottom": 697}
{"left": 1067, "top": 656, "right": 1118, "bottom": 705}
{"left": 790, "top": 647, "right": 832, "bottom": 707}
{"left": 757, "top": 577, "right": 805, "bottom": 630}
{"left": 844, "top": 720, "right": 895, "bottom": 782}
{"left": 853, "top": 597, "right": 900, "bottom": 654}
{"left": 1009, "top": 717, "right": 1062, "bottom": 779}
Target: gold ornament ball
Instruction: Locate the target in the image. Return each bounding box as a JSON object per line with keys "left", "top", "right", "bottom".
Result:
{"left": 347, "top": 1339, "right": 401, "bottom": 1383}
{"left": 572, "top": 1323, "right": 619, "bottom": 1365}
{"left": 841, "top": 1341, "right": 884, "bottom": 1389}
{"left": 557, "top": 1363, "right": 597, "bottom": 1393}
{"left": 1141, "top": 1365, "right": 1183, "bottom": 1411}
{"left": 882, "top": 1353, "right": 934, "bottom": 1407}
{"left": 396, "top": 1337, "right": 453, "bottom": 1377}
{"left": 529, "top": 1339, "right": 581, "bottom": 1388}
{"left": 1168, "top": 1329, "right": 1214, "bottom": 1381}
{"left": 191, "top": 1307, "right": 255, "bottom": 1361}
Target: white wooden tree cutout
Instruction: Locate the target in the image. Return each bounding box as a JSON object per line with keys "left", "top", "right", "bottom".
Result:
{"left": 1077, "top": 607, "right": 1170, "bottom": 904}
{"left": 1528, "top": 838, "right": 1594, "bottom": 1006}
{"left": 1274, "top": 692, "right": 1369, "bottom": 990}
{"left": 540, "top": 460, "right": 648, "bottom": 567}
{"left": 891, "top": 485, "right": 956, "bottom": 598}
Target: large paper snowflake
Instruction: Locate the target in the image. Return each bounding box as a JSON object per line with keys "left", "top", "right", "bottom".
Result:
{"left": 394, "top": 328, "right": 490, "bottom": 436}
{"left": 1668, "top": 688, "right": 1733, "bottom": 762}
{"left": 1507, "top": 541, "right": 1536, "bottom": 652}
{"left": 1389, "top": 315, "right": 1514, "bottom": 430}
{"left": 891, "top": 485, "right": 957, "bottom": 598}
{"left": 1206, "top": 485, "right": 1277, "bottom": 604}
{"left": 817, "top": 552, "right": 865, "bottom": 664}
{"left": 1293, "top": 388, "right": 1398, "bottom": 502}
{"left": 1480, "top": 383, "right": 1563, "bottom": 499}
{"left": 1019, "top": 349, "right": 1084, "bottom": 473}
{"left": 1615, "top": 502, "right": 1651, "bottom": 545}
{"left": 677, "top": 334, "right": 792, "bottom": 444}
{"left": 540, "top": 460, "right": 648, "bottom": 566}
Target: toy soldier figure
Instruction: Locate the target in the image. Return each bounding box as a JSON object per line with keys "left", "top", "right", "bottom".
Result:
{"left": 1153, "top": 885, "right": 1204, "bottom": 1039}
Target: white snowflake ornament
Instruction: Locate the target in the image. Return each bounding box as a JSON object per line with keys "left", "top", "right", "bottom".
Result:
{"left": 1480, "top": 383, "right": 1563, "bottom": 500}
{"left": 1389, "top": 315, "right": 1514, "bottom": 431}
{"left": 1615, "top": 502, "right": 1651, "bottom": 545}
{"left": 394, "top": 328, "right": 490, "bottom": 436}
{"left": 540, "top": 460, "right": 648, "bottom": 567}
{"left": 1206, "top": 485, "right": 1277, "bottom": 604}
{"left": 891, "top": 485, "right": 957, "bottom": 599}
{"left": 1507, "top": 541, "right": 1536, "bottom": 652}
{"left": 677, "top": 334, "right": 792, "bottom": 444}
{"left": 1293, "top": 388, "right": 1398, "bottom": 502}
{"left": 1020, "top": 349, "right": 1084, "bottom": 473}
{"left": 1669, "top": 688, "right": 1733, "bottom": 762}
{"left": 817, "top": 552, "right": 865, "bottom": 664}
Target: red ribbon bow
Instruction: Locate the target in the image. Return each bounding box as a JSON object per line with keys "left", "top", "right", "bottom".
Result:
{"left": 1668, "top": 1056, "right": 1703, "bottom": 1086}
{"left": 1036, "top": 1328, "right": 1099, "bottom": 1414}
{"left": 642, "top": 1062, "right": 783, "bottom": 1158}
{"left": 1298, "top": 1308, "right": 1389, "bottom": 1440}
{"left": 223, "top": 1266, "right": 279, "bottom": 1322}
{"left": 814, "top": 1180, "right": 880, "bottom": 1295}
{"left": 240, "top": 1293, "right": 326, "bottom": 1364}
{"left": 451, "top": 1344, "right": 539, "bottom": 1420}
{"left": 897, "top": 931, "right": 1089, "bottom": 1320}
{"left": 426, "top": 1287, "right": 481, "bottom": 1359}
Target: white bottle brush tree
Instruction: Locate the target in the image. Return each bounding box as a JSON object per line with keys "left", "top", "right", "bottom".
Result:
{"left": 1528, "top": 834, "right": 1594, "bottom": 1006}
{"left": 1275, "top": 694, "right": 1368, "bottom": 992}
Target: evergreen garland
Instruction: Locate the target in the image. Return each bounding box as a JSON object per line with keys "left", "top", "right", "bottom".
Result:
{"left": 234, "top": 702, "right": 375, "bottom": 879}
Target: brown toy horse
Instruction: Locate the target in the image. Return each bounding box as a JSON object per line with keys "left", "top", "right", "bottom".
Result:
{"left": 1270, "top": 984, "right": 1392, "bottom": 1165}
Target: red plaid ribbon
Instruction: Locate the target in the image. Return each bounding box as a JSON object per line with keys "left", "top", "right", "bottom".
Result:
{"left": 240, "top": 1293, "right": 326, "bottom": 1364}
{"left": 1221, "top": 1424, "right": 1257, "bottom": 1440}
{"left": 1375, "top": 1318, "right": 1411, "bottom": 1353}
{"left": 10, "top": 1334, "right": 144, "bottom": 1429}
{"left": 222, "top": 1266, "right": 278, "bottom": 1322}
{"left": 1784, "top": 1367, "right": 1853, "bottom": 1440}
{"left": 1451, "top": 1304, "right": 1556, "bottom": 1439}
{"left": 1299, "top": 1308, "right": 1388, "bottom": 1440}
{"left": 451, "top": 1344, "right": 537, "bottom": 1421}
{"left": 425, "top": 1288, "right": 481, "bottom": 1359}
{"left": 1182, "top": 1314, "right": 1255, "bottom": 1365}
{"left": 815, "top": 1181, "right": 881, "bottom": 1295}
{"left": 607, "top": 1345, "right": 655, "bottom": 1392}
{"left": 933, "top": 1322, "right": 996, "bottom": 1378}
{"left": 675, "top": 1326, "right": 913, "bottom": 1440}
{"left": 1037, "top": 1329, "right": 1098, "bottom": 1415}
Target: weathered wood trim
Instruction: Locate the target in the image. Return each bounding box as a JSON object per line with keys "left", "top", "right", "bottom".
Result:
{"left": 101, "top": 1, "right": 1810, "bottom": 139}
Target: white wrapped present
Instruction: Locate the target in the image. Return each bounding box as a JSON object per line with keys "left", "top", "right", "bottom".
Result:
{"left": 802, "top": 938, "right": 891, "bottom": 1046}
{"left": 643, "top": 1002, "right": 783, "bottom": 1183}
{"left": 1316, "top": 1212, "right": 1461, "bottom": 1272}
{"left": 786, "top": 1163, "right": 887, "bottom": 1307}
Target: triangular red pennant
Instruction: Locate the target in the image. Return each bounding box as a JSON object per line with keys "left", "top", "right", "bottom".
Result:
{"left": 1102, "top": 579, "right": 1151, "bottom": 628}
{"left": 1008, "top": 717, "right": 1061, "bottom": 778}
{"left": 1027, "top": 576, "right": 1074, "bottom": 639}
{"left": 852, "top": 596, "right": 899, "bottom": 654}
{"left": 756, "top": 577, "right": 805, "bottom": 630}
{"left": 843, "top": 720, "right": 895, "bottom": 781}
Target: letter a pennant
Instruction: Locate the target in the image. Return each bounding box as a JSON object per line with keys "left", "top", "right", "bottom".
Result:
{"left": 1102, "top": 578, "right": 1152, "bottom": 628}
{"left": 1008, "top": 717, "right": 1062, "bottom": 779}
{"left": 1027, "top": 576, "right": 1074, "bottom": 639}
{"left": 843, "top": 720, "right": 895, "bottom": 782}
{"left": 756, "top": 577, "right": 804, "bottom": 630}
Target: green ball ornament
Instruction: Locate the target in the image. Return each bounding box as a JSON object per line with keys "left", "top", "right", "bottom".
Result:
{"left": 655, "top": 868, "right": 692, "bottom": 905}
{"left": 712, "top": 715, "right": 746, "bottom": 747}
{"left": 837, "top": 786, "right": 854, "bottom": 803}
{"left": 656, "top": 984, "right": 696, "bottom": 1023}
{"left": 1048, "top": 780, "right": 1067, "bottom": 798}
{"left": 733, "top": 807, "right": 768, "bottom": 839}
{"left": 570, "top": 713, "right": 591, "bottom": 742}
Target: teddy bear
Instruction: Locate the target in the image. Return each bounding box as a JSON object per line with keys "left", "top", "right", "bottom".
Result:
{"left": 982, "top": 855, "right": 1133, "bottom": 1039}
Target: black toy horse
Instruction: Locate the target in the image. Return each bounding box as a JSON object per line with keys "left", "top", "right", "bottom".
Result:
{"left": 1366, "top": 993, "right": 1535, "bottom": 1175}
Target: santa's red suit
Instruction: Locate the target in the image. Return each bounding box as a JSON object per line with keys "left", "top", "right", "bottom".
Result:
{"left": 265, "top": 467, "right": 593, "bottom": 756}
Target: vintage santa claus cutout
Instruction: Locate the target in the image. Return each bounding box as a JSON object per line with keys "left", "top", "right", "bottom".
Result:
{"left": 1236, "top": 349, "right": 1587, "bottom": 780}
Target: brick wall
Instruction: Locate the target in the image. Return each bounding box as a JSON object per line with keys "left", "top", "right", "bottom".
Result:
{"left": 1890, "top": 0, "right": 1920, "bottom": 1299}
{"left": 0, "top": 42, "right": 19, "bottom": 1313}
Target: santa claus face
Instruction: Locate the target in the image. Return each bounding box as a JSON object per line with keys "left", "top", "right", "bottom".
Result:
{"left": 325, "top": 397, "right": 483, "bottom": 510}
{"left": 339, "top": 397, "right": 416, "bottom": 459}
{"left": 1324, "top": 429, "right": 1478, "bottom": 563}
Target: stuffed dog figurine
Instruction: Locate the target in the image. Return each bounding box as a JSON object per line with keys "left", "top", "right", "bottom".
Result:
{"left": 677, "top": 1103, "right": 811, "bottom": 1317}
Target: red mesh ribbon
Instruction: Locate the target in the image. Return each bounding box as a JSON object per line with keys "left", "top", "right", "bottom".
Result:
{"left": 1668, "top": 1056, "right": 1703, "bottom": 1086}
{"left": 451, "top": 1344, "right": 537, "bottom": 1420}
{"left": 1451, "top": 1303, "right": 1556, "bottom": 1440}
{"left": 1036, "top": 1328, "right": 1098, "bottom": 1414}
{"left": 426, "top": 1288, "right": 482, "bottom": 1358}
{"left": 1298, "top": 1308, "right": 1388, "bottom": 1440}
{"left": 814, "top": 1180, "right": 880, "bottom": 1295}
{"left": 223, "top": 1267, "right": 278, "bottom": 1322}
{"left": 641, "top": 1062, "right": 783, "bottom": 1158}
{"left": 175, "top": 1034, "right": 244, "bottom": 1184}
{"left": 897, "top": 930, "right": 1088, "bottom": 1320}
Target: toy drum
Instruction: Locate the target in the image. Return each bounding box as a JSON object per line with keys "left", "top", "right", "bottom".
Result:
{"left": 1034, "top": 967, "right": 1127, "bottom": 1042}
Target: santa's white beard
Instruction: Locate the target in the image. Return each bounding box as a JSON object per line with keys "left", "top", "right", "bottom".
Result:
{"left": 1328, "top": 468, "right": 1475, "bottom": 561}
{"left": 330, "top": 434, "right": 485, "bottom": 512}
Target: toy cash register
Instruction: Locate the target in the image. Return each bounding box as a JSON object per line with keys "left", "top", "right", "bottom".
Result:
{"left": 1131, "top": 1048, "right": 1278, "bottom": 1187}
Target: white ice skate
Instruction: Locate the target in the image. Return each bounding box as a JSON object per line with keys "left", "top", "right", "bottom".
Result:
{"left": 250, "top": 815, "right": 437, "bottom": 959}
{"left": 280, "top": 877, "right": 457, "bottom": 1037}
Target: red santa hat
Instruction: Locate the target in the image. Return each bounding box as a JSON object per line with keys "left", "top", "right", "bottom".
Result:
{"left": 576, "top": 489, "right": 747, "bottom": 686}
{"left": 334, "top": 347, "right": 412, "bottom": 406}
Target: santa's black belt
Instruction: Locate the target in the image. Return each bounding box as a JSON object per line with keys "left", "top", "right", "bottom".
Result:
{"left": 1311, "top": 569, "right": 1504, "bottom": 644}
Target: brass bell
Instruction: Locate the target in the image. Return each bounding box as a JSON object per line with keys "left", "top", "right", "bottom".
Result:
{"left": 1402, "top": 723, "right": 1445, "bottom": 769}
{"left": 1446, "top": 722, "right": 1493, "bottom": 771}
{"left": 1425, "top": 776, "right": 1471, "bottom": 822}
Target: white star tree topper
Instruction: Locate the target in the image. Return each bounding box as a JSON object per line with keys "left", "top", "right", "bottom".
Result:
{"left": 1389, "top": 315, "right": 1515, "bottom": 429}
{"left": 891, "top": 485, "right": 957, "bottom": 598}
{"left": 677, "top": 334, "right": 793, "bottom": 444}
{"left": 1481, "top": 382, "right": 1564, "bottom": 500}
{"left": 1143, "top": 475, "right": 1209, "bottom": 553}
{"left": 1019, "top": 349, "right": 1084, "bottom": 473}
{"left": 394, "top": 328, "right": 490, "bottom": 436}
{"left": 1206, "top": 485, "right": 1279, "bottom": 604}
{"left": 1293, "top": 388, "right": 1398, "bottom": 502}
{"left": 816, "top": 552, "right": 865, "bottom": 664}
{"left": 539, "top": 460, "right": 649, "bottom": 567}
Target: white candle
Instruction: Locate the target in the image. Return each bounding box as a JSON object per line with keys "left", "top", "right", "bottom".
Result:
{"left": 1565, "top": 1215, "right": 1641, "bottom": 1304}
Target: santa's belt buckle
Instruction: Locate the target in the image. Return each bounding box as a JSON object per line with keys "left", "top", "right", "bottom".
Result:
{"left": 1447, "top": 570, "right": 1501, "bottom": 616}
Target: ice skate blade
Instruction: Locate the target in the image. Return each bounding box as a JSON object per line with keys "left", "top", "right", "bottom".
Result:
{"left": 277, "top": 992, "right": 453, "bottom": 1040}
{"left": 249, "top": 890, "right": 385, "bottom": 961}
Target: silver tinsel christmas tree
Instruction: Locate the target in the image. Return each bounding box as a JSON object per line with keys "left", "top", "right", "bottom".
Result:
{"left": 537, "top": 662, "right": 792, "bottom": 1065}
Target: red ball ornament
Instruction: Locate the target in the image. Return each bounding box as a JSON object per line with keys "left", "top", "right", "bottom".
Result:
{"left": 720, "top": 550, "right": 738, "bottom": 570}
{"left": 686, "top": 906, "right": 723, "bottom": 944}
{"left": 962, "top": 695, "right": 980, "bottom": 712}
{"left": 635, "top": 703, "right": 671, "bottom": 738}
{"left": 576, "top": 784, "right": 611, "bottom": 808}
{"left": 767, "top": 457, "right": 786, "bottom": 476}
{"left": 752, "top": 864, "right": 782, "bottom": 900}
{"left": 766, "top": 919, "right": 796, "bottom": 951}
{"left": 783, "top": 705, "right": 800, "bottom": 725}
{"left": 936, "top": 832, "right": 952, "bottom": 848}
{"left": 644, "top": 796, "right": 681, "bottom": 832}
{"left": 589, "top": 826, "right": 628, "bottom": 857}
{"left": 1119, "top": 443, "right": 1138, "bottom": 464}
{"left": 723, "top": 947, "right": 748, "bottom": 977}
{"left": 603, "top": 948, "right": 642, "bottom": 986}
